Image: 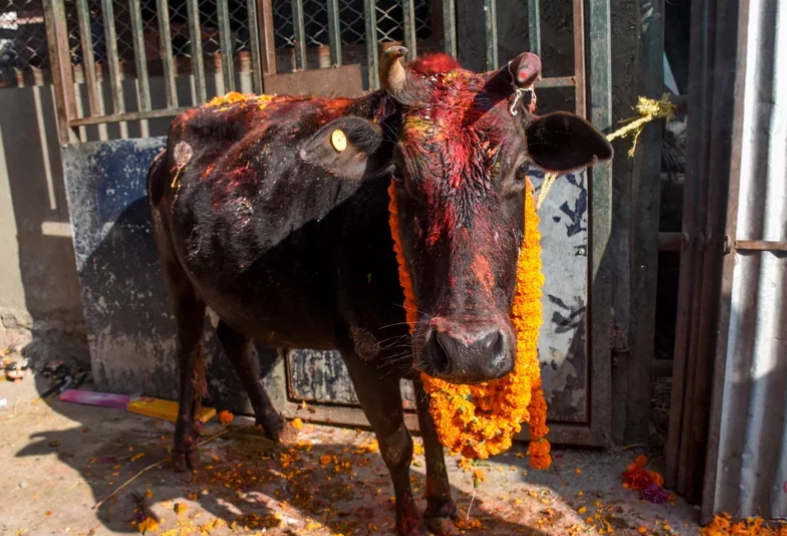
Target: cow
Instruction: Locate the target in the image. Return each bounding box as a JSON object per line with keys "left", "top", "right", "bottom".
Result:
{"left": 147, "top": 48, "right": 612, "bottom": 536}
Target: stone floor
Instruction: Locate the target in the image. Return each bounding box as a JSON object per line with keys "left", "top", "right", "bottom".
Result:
{"left": 0, "top": 375, "right": 701, "bottom": 536}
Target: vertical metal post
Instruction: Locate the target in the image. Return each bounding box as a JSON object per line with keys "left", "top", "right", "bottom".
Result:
{"left": 528, "top": 0, "right": 541, "bottom": 56}
{"left": 484, "top": 0, "right": 498, "bottom": 70}
{"left": 75, "top": 0, "right": 99, "bottom": 116}
{"left": 327, "top": 0, "right": 342, "bottom": 66}
{"left": 403, "top": 0, "right": 417, "bottom": 60}
{"left": 292, "top": 0, "right": 307, "bottom": 70}
{"left": 217, "top": 0, "right": 236, "bottom": 91}
{"left": 42, "top": 0, "right": 78, "bottom": 143}
{"left": 100, "top": 0, "right": 127, "bottom": 136}
{"left": 155, "top": 0, "right": 179, "bottom": 107}
{"left": 186, "top": 0, "right": 207, "bottom": 102}
{"left": 129, "top": 0, "right": 151, "bottom": 122}
{"left": 572, "top": 0, "right": 586, "bottom": 117}
{"left": 587, "top": 0, "right": 613, "bottom": 445}
{"left": 364, "top": 0, "right": 379, "bottom": 88}
{"left": 442, "top": 0, "right": 456, "bottom": 57}
{"left": 247, "top": 0, "right": 264, "bottom": 92}
{"left": 257, "top": 0, "right": 277, "bottom": 78}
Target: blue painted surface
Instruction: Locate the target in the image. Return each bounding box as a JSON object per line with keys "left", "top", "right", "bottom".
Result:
{"left": 62, "top": 138, "right": 275, "bottom": 412}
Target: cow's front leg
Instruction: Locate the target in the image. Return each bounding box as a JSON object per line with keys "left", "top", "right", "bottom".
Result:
{"left": 343, "top": 356, "right": 428, "bottom": 536}
{"left": 414, "top": 380, "right": 459, "bottom": 535}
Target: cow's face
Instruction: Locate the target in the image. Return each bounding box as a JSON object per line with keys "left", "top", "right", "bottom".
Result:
{"left": 302, "top": 48, "right": 612, "bottom": 384}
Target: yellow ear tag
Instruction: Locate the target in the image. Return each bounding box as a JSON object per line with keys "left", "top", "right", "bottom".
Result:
{"left": 331, "top": 129, "right": 347, "bottom": 152}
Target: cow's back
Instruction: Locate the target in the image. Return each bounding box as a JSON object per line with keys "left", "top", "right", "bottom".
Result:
{"left": 148, "top": 94, "right": 406, "bottom": 351}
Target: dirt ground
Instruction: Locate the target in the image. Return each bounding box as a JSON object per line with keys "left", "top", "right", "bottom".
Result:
{"left": 0, "top": 376, "right": 701, "bottom": 536}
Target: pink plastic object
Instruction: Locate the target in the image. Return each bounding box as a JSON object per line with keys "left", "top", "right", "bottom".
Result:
{"left": 59, "top": 389, "right": 130, "bottom": 409}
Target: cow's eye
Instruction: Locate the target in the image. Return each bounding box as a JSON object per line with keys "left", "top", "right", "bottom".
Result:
{"left": 515, "top": 162, "right": 530, "bottom": 181}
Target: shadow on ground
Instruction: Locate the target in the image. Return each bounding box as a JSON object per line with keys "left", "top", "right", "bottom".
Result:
{"left": 4, "top": 373, "right": 581, "bottom": 536}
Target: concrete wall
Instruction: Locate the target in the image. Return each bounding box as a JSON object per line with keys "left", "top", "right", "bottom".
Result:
{"left": 0, "top": 83, "right": 89, "bottom": 361}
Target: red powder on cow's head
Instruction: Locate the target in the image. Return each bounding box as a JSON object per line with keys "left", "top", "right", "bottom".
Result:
{"left": 409, "top": 53, "right": 461, "bottom": 76}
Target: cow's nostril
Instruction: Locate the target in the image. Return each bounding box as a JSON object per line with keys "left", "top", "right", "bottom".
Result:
{"left": 476, "top": 330, "right": 501, "bottom": 354}
{"left": 428, "top": 330, "right": 451, "bottom": 374}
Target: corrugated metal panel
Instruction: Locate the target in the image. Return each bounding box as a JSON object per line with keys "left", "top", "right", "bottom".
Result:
{"left": 702, "top": 0, "right": 787, "bottom": 522}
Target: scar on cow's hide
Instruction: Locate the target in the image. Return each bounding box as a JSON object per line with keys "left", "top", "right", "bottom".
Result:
{"left": 351, "top": 325, "right": 380, "bottom": 361}
{"left": 171, "top": 141, "right": 194, "bottom": 188}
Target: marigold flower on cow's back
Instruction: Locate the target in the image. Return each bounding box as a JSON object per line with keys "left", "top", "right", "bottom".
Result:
{"left": 388, "top": 179, "right": 550, "bottom": 465}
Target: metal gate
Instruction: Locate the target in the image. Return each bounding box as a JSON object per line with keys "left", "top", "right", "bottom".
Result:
{"left": 34, "top": 0, "right": 614, "bottom": 446}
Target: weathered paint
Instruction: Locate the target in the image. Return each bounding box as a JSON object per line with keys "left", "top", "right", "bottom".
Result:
{"left": 62, "top": 138, "right": 271, "bottom": 413}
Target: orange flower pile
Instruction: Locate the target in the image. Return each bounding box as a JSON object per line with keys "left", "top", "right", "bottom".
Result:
{"left": 700, "top": 514, "right": 787, "bottom": 536}
{"left": 388, "top": 179, "right": 550, "bottom": 467}
{"left": 621, "top": 455, "right": 664, "bottom": 491}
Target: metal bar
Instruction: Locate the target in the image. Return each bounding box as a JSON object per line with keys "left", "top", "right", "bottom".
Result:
{"left": 700, "top": 0, "right": 750, "bottom": 521}
{"left": 43, "top": 0, "right": 77, "bottom": 144}
{"left": 364, "top": 0, "right": 379, "bottom": 89}
{"left": 484, "top": 0, "right": 498, "bottom": 70}
{"left": 186, "top": 0, "right": 207, "bottom": 103}
{"left": 292, "top": 0, "right": 307, "bottom": 70}
{"left": 155, "top": 0, "right": 178, "bottom": 107}
{"left": 403, "top": 0, "right": 417, "bottom": 60}
{"left": 626, "top": 0, "right": 664, "bottom": 443}
{"left": 572, "top": 0, "right": 586, "bottom": 117}
{"left": 442, "top": 0, "right": 456, "bottom": 56}
{"left": 128, "top": 0, "right": 151, "bottom": 113}
{"left": 327, "top": 0, "right": 342, "bottom": 66}
{"left": 659, "top": 232, "right": 688, "bottom": 251}
{"left": 257, "top": 0, "right": 277, "bottom": 76}
{"left": 75, "top": 0, "right": 99, "bottom": 116}
{"left": 247, "top": 0, "right": 263, "bottom": 92}
{"left": 69, "top": 107, "right": 190, "bottom": 127}
{"left": 587, "top": 0, "right": 613, "bottom": 446}
{"left": 100, "top": 0, "right": 124, "bottom": 117}
{"left": 217, "top": 0, "right": 235, "bottom": 91}
{"left": 528, "top": 0, "right": 541, "bottom": 56}
{"left": 535, "top": 76, "right": 576, "bottom": 88}
{"left": 735, "top": 240, "right": 787, "bottom": 252}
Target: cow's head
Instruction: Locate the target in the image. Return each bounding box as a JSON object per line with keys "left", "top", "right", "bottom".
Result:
{"left": 303, "top": 48, "right": 612, "bottom": 384}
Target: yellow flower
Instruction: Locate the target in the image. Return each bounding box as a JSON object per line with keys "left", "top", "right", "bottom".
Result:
{"left": 137, "top": 516, "right": 159, "bottom": 534}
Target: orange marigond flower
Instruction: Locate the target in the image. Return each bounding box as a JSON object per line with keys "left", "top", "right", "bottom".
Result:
{"left": 388, "top": 179, "right": 550, "bottom": 466}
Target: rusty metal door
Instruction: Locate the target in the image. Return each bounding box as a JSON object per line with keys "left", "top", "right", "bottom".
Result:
{"left": 40, "top": 0, "right": 613, "bottom": 446}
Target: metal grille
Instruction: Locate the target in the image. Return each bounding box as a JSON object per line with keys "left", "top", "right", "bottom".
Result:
{"left": 273, "top": 0, "right": 431, "bottom": 49}
{"left": 0, "top": 0, "right": 48, "bottom": 83}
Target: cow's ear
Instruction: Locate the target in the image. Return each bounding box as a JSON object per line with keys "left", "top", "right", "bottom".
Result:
{"left": 525, "top": 112, "right": 613, "bottom": 172}
{"left": 300, "top": 116, "right": 389, "bottom": 180}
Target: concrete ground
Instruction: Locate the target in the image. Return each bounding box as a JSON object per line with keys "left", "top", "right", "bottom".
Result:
{"left": 0, "top": 375, "right": 701, "bottom": 536}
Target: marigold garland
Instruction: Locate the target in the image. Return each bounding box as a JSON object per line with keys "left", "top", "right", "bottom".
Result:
{"left": 388, "top": 179, "right": 550, "bottom": 468}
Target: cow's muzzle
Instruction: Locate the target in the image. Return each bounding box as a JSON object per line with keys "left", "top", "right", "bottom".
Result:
{"left": 414, "top": 316, "right": 515, "bottom": 384}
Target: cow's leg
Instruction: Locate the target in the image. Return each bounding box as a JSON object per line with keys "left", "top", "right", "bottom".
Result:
{"left": 152, "top": 210, "right": 206, "bottom": 472}
{"left": 414, "top": 380, "right": 458, "bottom": 535}
{"left": 168, "top": 276, "right": 206, "bottom": 472}
{"left": 216, "top": 320, "right": 290, "bottom": 441}
{"left": 343, "top": 356, "right": 428, "bottom": 536}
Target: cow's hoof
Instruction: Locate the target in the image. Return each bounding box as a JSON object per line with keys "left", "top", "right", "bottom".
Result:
{"left": 278, "top": 421, "right": 302, "bottom": 444}
{"left": 424, "top": 500, "right": 458, "bottom": 535}
{"left": 260, "top": 420, "right": 300, "bottom": 445}
{"left": 424, "top": 516, "right": 459, "bottom": 536}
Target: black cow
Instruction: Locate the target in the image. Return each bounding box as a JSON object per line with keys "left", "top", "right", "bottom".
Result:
{"left": 147, "top": 48, "right": 612, "bottom": 535}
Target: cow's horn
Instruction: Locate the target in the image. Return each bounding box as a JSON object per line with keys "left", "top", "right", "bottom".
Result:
{"left": 379, "top": 46, "right": 425, "bottom": 105}
{"left": 380, "top": 46, "right": 408, "bottom": 95}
